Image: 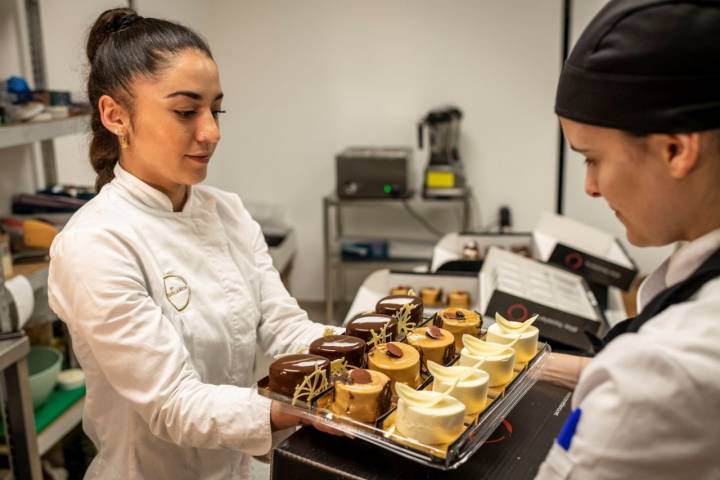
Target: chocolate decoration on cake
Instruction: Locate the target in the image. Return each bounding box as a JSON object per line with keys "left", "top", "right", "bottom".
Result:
{"left": 377, "top": 381, "right": 393, "bottom": 419}
{"left": 309, "top": 335, "right": 367, "bottom": 368}
{"left": 442, "top": 343, "right": 457, "bottom": 364}
{"left": 385, "top": 343, "right": 404, "bottom": 358}
{"left": 349, "top": 368, "right": 372, "bottom": 384}
{"left": 375, "top": 295, "right": 423, "bottom": 324}
{"left": 268, "top": 354, "right": 331, "bottom": 398}
{"left": 345, "top": 313, "right": 398, "bottom": 343}
{"left": 442, "top": 309, "right": 466, "bottom": 320}
{"left": 426, "top": 326, "right": 443, "bottom": 339}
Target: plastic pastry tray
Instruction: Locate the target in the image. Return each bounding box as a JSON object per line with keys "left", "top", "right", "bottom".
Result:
{"left": 256, "top": 330, "right": 550, "bottom": 470}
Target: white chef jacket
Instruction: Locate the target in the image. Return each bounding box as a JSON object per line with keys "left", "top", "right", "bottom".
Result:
{"left": 48, "top": 163, "right": 330, "bottom": 479}
{"left": 536, "top": 228, "right": 720, "bottom": 479}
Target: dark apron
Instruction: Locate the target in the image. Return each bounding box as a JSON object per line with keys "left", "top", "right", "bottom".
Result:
{"left": 592, "top": 247, "right": 720, "bottom": 351}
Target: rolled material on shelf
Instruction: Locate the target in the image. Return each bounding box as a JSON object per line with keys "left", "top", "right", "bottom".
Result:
{"left": 4, "top": 274, "right": 34, "bottom": 329}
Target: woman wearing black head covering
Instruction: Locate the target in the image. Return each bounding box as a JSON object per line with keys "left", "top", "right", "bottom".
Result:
{"left": 537, "top": 1, "right": 720, "bottom": 478}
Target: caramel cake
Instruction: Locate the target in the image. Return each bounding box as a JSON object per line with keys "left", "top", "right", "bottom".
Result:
{"left": 309, "top": 335, "right": 367, "bottom": 368}
{"left": 331, "top": 368, "right": 391, "bottom": 423}
{"left": 406, "top": 326, "right": 455, "bottom": 365}
{"left": 459, "top": 335, "right": 516, "bottom": 387}
{"left": 375, "top": 295, "right": 424, "bottom": 324}
{"left": 420, "top": 287, "right": 444, "bottom": 307}
{"left": 389, "top": 285, "right": 412, "bottom": 296}
{"left": 268, "top": 354, "right": 331, "bottom": 398}
{"left": 394, "top": 383, "right": 466, "bottom": 445}
{"left": 485, "top": 313, "right": 539, "bottom": 363}
{"left": 435, "top": 307, "right": 481, "bottom": 350}
{"left": 367, "top": 342, "right": 421, "bottom": 390}
{"left": 447, "top": 290, "right": 471, "bottom": 309}
{"left": 345, "top": 313, "right": 398, "bottom": 343}
{"left": 427, "top": 361, "right": 489, "bottom": 415}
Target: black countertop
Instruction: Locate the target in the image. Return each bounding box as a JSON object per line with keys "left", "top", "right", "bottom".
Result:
{"left": 272, "top": 381, "right": 572, "bottom": 479}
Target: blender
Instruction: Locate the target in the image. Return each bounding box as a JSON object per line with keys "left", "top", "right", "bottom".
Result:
{"left": 417, "top": 106, "right": 466, "bottom": 198}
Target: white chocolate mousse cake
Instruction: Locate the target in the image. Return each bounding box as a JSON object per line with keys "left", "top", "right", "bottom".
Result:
{"left": 394, "top": 383, "right": 466, "bottom": 445}
{"left": 427, "top": 361, "right": 489, "bottom": 415}
{"left": 367, "top": 342, "right": 421, "bottom": 390}
{"left": 485, "top": 313, "right": 539, "bottom": 364}
{"left": 459, "top": 335, "right": 516, "bottom": 387}
{"left": 436, "top": 307, "right": 482, "bottom": 350}
{"left": 331, "top": 368, "right": 391, "bottom": 424}
{"left": 406, "top": 325, "right": 456, "bottom": 365}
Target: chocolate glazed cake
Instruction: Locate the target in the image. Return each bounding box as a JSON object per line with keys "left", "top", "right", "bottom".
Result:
{"left": 268, "top": 354, "right": 331, "bottom": 397}
{"left": 375, "top": 295, "right": 424, "bottom": 324}
{"left": 345, "top": 313, "right": 398, "bottom": 343}
{"left": 309, "top": 335, "right": 367, "bottom": 368}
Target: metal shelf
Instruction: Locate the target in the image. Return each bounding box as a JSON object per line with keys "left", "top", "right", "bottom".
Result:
{"left": 0, "top": 115, "right": 89, "bottom": 150}
{"left": 0, "top": 336, "right": 42, "bottom": 478}
{"left": 325, "top": 192, "right": 469, "bottom": 206}
{"left": 0, "top": 337, "right": 29, "bottom": 371}
{"left": 323, "top": 191, "right": 472, "bottom": 321}
{"left": 0, "top": 396, "right": 84, "bottom": 457}
{"left": 330, "top": 258, "right": 430, "bottom": 268}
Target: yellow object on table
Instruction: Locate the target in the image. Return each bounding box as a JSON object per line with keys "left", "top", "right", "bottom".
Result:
{"left": 22, "top": 220, "right": 59, "bottom": 249}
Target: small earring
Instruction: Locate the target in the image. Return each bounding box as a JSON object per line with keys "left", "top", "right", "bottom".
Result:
{"left": 119, "top": 134, "right": 129, "bottom": 149}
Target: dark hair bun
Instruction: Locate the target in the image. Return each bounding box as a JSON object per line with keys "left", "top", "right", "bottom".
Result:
{"left": 85, "top": 8, "right": 213, "bottom": 191}
{"left": 86, "top": 8, "right": 138, "bottom": 64}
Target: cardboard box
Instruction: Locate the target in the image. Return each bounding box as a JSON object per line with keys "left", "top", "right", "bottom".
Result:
{"left": 533, "top": 213, "right": 638, "bottom": 290}
{"left": 480, "top": 247, "right": 604, "bottom": 352}
{"left": 431, "top": 232, "right": 533, "bottom": 272}
{"left": 272, "top": 381, "right": 573, "bottom": 479}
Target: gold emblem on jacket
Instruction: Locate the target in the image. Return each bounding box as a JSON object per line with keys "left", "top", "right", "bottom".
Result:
{"left": 163, "top": 274, "right": 191, "bottom": 311}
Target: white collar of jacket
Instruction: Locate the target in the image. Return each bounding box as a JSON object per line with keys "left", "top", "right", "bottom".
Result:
{"left": 110, "top": 162, "right": 198, "bottom": 214}
{"left": 638, "top": 227, "right": 720, "bottom": 310}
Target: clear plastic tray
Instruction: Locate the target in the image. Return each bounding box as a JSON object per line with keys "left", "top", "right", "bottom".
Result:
{"left": 256, "top": 333, "right": 551, "bottom": 470}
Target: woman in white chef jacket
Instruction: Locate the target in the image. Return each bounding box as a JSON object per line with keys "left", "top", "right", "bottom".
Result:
{"left": 536, "top": 1, "right": 720, "bottom": 479}
{"left": 47, "top": 9, "right": 333, "bottom": 480}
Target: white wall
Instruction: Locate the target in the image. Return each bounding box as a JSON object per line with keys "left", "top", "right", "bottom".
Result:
{"left": 40, "top": 0, "right": 125, "bottom": 187}
{"left": 203, "top": 0, "right": 563, "bottom": 301}
{"left": 561, "top": 0, "right": 674, "bottom": 273}
{"left": 2, "top": 1, "right": 567, "bottom": 305}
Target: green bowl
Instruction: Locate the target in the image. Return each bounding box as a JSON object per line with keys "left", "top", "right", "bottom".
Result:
{"left": 27, "top": 347, "right": 62, "bottom": 408}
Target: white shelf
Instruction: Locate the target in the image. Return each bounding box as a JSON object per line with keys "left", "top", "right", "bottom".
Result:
{"left": 0, "top": 115, "right": 89, "bottom": 150}
{"left": 37, "top": 397, "right": 84, "bottom": 456}
{"left": 0, "top": 396, "right": 84, "bottom": 457}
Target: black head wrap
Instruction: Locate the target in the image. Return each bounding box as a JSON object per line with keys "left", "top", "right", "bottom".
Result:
{"left": 555, "top": 0, "right": 720, "bottom": 134}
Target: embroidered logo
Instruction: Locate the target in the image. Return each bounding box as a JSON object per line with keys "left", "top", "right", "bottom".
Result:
{"left": 163, "top": 274, "right": 191, "bottom": 311}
